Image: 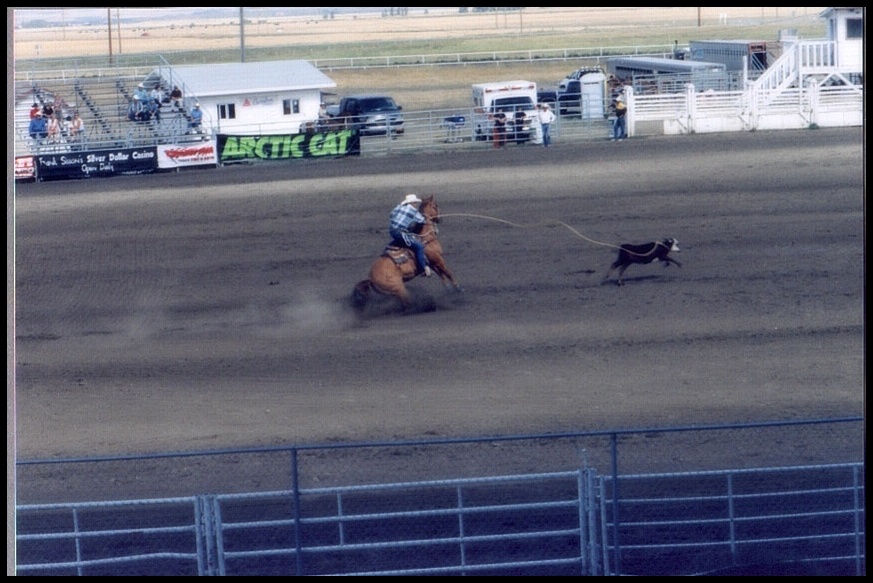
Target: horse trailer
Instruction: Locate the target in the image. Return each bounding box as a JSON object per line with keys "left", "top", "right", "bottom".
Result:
{"left": 607, "top": 56, "right": 732, "bottom": 94}
{"left": 689, "top": 40, "right": 771, "bottom": 72}
{"left": 607, "top": 56, "right": 727, "bottom": 79}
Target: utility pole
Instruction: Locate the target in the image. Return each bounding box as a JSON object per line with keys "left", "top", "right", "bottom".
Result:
{"left": 107, "top": 9, "right": 113, "bottom": 64}
{"left": 239, "top": 8, "right": 246, "bottom": 63}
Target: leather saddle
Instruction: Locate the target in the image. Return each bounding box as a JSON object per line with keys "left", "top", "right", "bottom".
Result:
{"left": 382, "top": 245, "right": 414, "bottom": 266}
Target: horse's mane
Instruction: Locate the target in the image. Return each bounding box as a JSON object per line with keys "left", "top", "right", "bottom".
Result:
{"left": 419, "top": 195, "right": 437, "bottom": 218}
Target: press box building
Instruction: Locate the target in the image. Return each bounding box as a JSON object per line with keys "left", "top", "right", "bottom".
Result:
{"left": 148, "top": 59, "right": 337, "bottom": 136}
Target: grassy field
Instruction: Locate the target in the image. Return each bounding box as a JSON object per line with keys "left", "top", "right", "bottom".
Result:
{"left": 12, "top": 8, "right": 826, "bottom": 59}
{"left": 13, "top": 7, "right": 827, "bottom": 110}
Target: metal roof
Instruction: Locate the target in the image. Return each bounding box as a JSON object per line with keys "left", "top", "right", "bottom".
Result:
{"left": 820, "top": 7, "right": 864, "bottom": 18}
{"left": 166, "top": 60, "right": 336, "bottom": 98}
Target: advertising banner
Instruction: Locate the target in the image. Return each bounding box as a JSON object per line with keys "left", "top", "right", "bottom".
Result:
{"left": 157, "top": 142, "right": 218, "bottom": 169}
{"left": 35, "top": 147, "right": 157, "bottom": 181}
{"left": 15, "top": 156, "right": 36, "bottom": 181}
{"left": 216, "top": 129, "right": 360, "bottom": 164}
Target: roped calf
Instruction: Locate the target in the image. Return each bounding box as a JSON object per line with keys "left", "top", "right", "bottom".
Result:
{"left": 604, "top": 238, "right": 682, "bottom": 286}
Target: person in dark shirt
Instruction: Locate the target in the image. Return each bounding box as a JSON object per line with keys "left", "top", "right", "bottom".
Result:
{"left": 612, "top": 88, "right": 628, "bottom": 141}
{"left": 491, "top": 109, "right": 507, "bottom": 148}
{"left": 170, "top": 85, "right": 183, "bottom": 110}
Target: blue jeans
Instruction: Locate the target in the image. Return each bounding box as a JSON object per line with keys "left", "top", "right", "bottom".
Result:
{"left": 391, "top": 232, "right": 428, "bottom": 274}
{"left": 613, "top": 115, "right": 626, "bottom": 139}
{"left": 541, "top": 123, "right": 551, "bottom": 146}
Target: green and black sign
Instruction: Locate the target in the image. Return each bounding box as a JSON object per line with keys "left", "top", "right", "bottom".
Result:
{"left": 217, "top": 129, "right": 360, "bottom": 163}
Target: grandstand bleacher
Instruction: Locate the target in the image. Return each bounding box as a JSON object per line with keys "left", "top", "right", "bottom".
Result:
{"left": 14, "top": 56, "right": 197, "bottom": 157}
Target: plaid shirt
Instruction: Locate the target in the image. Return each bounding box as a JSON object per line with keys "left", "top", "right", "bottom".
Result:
{"left": 389, "top": 203, "right": 426, "bottom": 245}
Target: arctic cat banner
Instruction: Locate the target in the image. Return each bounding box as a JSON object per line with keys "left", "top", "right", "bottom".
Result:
{"left": 217, "top": 129, "right": 360, "bottom": 163}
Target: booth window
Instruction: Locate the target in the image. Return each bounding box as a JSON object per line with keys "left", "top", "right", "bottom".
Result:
{"left": 219, "top": 103, "right": 236, "bottom": 119}
{"left": 846, "top": 18, "right": 862, "bottom": 39}
{"left": 283, "top": 99, "right": 300, "bottom": 115}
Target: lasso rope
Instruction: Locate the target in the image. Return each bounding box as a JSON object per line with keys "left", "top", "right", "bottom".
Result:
{"left": 438, "top": 212, "right": 626, "bottom": 251}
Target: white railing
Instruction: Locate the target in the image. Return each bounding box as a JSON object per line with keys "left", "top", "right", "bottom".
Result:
{"left": 753, "top": 40, "right": 837, "bottom": 95}
{"left": 630, "top": 80, "right": 862, "bottom": 137}
{"left": 798, "top": 39, "right": 837, "bottom": 72}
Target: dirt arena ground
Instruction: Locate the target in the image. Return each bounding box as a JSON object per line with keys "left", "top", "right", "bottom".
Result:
{"left": 12, "top": 127, "right": 864, "bottom": 495}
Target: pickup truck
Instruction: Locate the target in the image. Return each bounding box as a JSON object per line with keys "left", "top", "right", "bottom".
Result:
{"left": 471, "top": 81, "right": 538, "bottom": 144}
{"left": 537, "top": 67, "right": 607, "bottom": 118}
{"left": 325, "top": 94, "right": 404, "bottom": 136}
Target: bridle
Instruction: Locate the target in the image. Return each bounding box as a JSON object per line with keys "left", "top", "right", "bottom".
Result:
{"left": 421, "top": 201, "right": 440, "bottom": 223}
{"left": 419, "top": 202, "right": 441, "bottom": 239}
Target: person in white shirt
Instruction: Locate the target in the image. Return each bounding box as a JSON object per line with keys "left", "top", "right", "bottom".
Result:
{"left": 69, "top": 112, "right": 84, "bottom": 138}
{"left": 536, "top": 103, "right": 556, "bottom": 147}
{"left": 46, "top": 114, "right": 61, "bottom": 142}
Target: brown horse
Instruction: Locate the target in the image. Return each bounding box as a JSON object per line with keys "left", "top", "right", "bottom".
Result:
{"left": 352, "top": 194, "right": 462, "bottom": 312}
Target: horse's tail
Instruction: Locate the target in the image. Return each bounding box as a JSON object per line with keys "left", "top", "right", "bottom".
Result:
{"left": 351, "top": 279, "right": 372, "bottom": 309}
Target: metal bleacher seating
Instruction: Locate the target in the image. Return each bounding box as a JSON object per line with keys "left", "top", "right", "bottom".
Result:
{"left": 14, "top": 56, "right": 196, "bottom": 157}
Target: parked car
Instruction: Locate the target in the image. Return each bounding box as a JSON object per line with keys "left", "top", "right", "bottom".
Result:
{"left": 329, "top": 94, "right": 404, "bottom": 136}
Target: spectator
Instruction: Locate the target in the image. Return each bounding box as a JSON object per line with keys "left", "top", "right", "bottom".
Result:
{"left": 127, "top": 95, "right": 144, "bottom": 122}
{"left": 151, "top": 84, "right": 165, "bottom": 105}
{"left": 511, "top": 110, "right": 526, "bottom": 143}
{"left": 188, "top": 102, "right": 203, "bottom": 133}
{"left": 29, "top": 103, "right": 41, "bottom": 120}
{"left": 491, "top": 109, "right": 507, "bottom": 148}
{"left": 61, "top": 114, "right": 73, "bottom": 138}
{"left": 135, "top": 83, "right": 149, "bottom": 102}
{"left": 316, "top": 102, "right": 331, "bottom": 131}
{"left": 536, "top": 103, "right": 556, "bottom": 148}
{"left": 612, "top": 89, "right": 628, "bottom": 141}
{"left": 68, "top": 111, "right": 85, "bottom": 142}
{"left": 28, "top": 113, "right": 48, "bottom": 142}
{"left": 169, "top": 85, "right": 183, "bottom": 110}
{"left": 147, "top": 98, "right": 161, "bottom": 123}
{"left": 42, "top": 102, "right": 54, "bottom": 119}
{"left": 46, "top": 114, "right": 61, "bottom": 142}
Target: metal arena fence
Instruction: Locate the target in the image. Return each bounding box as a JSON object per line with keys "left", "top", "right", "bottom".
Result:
{"left": 14, "top": 80, "right": 862, "bottom": 169}
{"left": 15, "top": 417, "right": 865, "bottom": 576}
{"left": 13, "top": 44, "right": 862, "bottom": 179}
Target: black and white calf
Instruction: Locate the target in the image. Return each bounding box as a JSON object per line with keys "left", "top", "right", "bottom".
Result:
{"left": 604, "top": 238, "right": 682, "bottom": 286}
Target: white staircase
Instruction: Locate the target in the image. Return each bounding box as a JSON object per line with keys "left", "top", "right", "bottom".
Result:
{"left": 752, "top": 40, "right": 837, "bottom": 94}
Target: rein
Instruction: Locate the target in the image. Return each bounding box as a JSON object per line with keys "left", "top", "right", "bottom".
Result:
{"left": 419, "top": 204, "right": 441, "bottom": 242}
{"left": 417, "top": 223, "right": 439, "bottom": 244}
